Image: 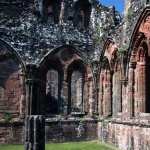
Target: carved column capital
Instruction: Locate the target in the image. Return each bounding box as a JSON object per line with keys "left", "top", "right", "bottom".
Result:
{"left": 25, "top": 64, "right": 39, "bottom": 83}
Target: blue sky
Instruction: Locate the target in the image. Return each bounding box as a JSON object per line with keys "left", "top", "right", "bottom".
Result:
{"left": 100, "top": 0, "right": 124, "bottom": 13}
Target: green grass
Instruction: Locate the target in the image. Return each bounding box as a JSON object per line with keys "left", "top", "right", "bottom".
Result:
{"left": 0, "top": 141, "right": 117, "bottom": 150}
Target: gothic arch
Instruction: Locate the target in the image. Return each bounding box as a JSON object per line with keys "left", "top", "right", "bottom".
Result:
{"left": 99, "top": 56, "right": 112, "bottom": 117}
{"left": 126, "top": 7, "right": 150, "bottom": 115}
{"left": 38, "top": 48, "right": 64, "bottom": 116}
{"left": 128, "top": 7, "right": 150, "bottom": 51}
{"left": 100, "top": 38, "right": 118, "bottom": 72}
{"left": 126, "top": 7, "right": 150, "bottom": 77}
{"left": 0, "top": 39, "right": 25, "bottom": 70}
{"left": 0, "top": 39, "right": 26, "bottom": 119}
{"left": 38, "top": 45, "right": 94, "bottom": 116}
{"left": 39, "top": 45, "right": 87, "bottom": 67}
{"left": 99, "top": 38, "right": 125, "bottom": 117}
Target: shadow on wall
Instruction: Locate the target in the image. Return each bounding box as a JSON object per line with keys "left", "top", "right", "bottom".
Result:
{"left": 45, "top": 94, "right": 60, "bottom": 115}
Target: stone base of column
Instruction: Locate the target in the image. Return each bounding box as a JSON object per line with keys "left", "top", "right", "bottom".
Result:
{"left": 25, "top": 115, "right": 45, "bottom": 150}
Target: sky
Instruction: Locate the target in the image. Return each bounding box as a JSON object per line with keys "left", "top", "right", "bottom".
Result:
{"left": 100, "top": 0, "right": 125, "bottom": 13}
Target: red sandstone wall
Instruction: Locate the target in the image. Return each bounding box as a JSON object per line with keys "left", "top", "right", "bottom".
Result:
{"left": 0, "top": 122, "right": 24, "bottom": 144}
{"left": 98, "top": 121, "right": 150, "bottom": 150}
{"left": 0, "top": 58, "right": 25, "bottom": 120}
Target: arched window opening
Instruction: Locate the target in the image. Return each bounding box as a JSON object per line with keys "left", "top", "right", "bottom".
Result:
{"left": 134, "top": 43, "right": 150, "bottom": 114}
{"left": 73, "top": 0, "right": 91, "bottom": 29}
{"left": 112, "top": 64, "right": 122, "bottom": 116}
{"left": 42, "top": 0, "right": 60, "bottom": 23}
{"left": 46, "top": 69, "right": 60, "bottom": 114}
{"left": 134, "top": 47, "right": 145, "bottom": 114}
{"left": 68, "top": 60, "right": 86, "bottom": 115}
{"left": 99, "top": 57, "right": 112, "bottom": 117}
{"left": 71, "top": 71, "right": 84, "bottom": 113}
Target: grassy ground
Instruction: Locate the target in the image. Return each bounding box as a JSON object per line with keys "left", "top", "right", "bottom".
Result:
{"left": 0, "top": 141, "right": 117, "bottom": 150}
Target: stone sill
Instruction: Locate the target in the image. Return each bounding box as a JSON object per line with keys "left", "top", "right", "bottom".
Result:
{"left": 71, "top": 112, "right": 86, "bottom": 117}
{"left": 45, "top": 117, "right": 98, "bottom": 123}
{"left": 98, "top": 117, "right": 150, "bottom": 128}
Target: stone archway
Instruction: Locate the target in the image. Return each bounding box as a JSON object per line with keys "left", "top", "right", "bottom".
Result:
{"left": 126, "top": 8, "right": 150, "bottom": 117}
{"left": 38, "top": 45, "right": 94, "bottom": 116}
{"left": 67, "top": 59, "right": 86, "bottom": 115}
{"left": 0, "top": 39, "right": 26, "bottom": 143}
{"left": 0, "top": 39, "right": 26, "bottom": 120}
{"left": 99, "top": 56, "right": 112, "bottom": 117}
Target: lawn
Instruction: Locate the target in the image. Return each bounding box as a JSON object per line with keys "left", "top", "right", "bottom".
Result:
{"left": 0, "top": 141, "right": 117, "bottom": 150}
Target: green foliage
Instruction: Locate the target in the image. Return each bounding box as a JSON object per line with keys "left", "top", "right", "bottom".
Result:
{"left": 126, "top": 7, "right": 133, "bottom": 21}
{"left": 118, "top": 44, "right": 128, "bottom": 54}
{"left": 3, "top": 112, "right": 13, "bottom": 123}
{"left": 0, "top": 141, "right": 118, "bottom": 150}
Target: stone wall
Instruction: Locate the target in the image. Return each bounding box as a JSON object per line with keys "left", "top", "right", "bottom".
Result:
{"left": 0, "top": 59, "right": 25, "bottom": 119}
{"left": 0, "top": 119, "right": 98, "bottom": 144}
{"left": 45, "top": 119, "right": 98, "bottom": 142}
{"left": 0, "top": 121, "right": 24, "bottom": 144}
{"left": 98, "top": 120, "right": 150, "bottom": 150}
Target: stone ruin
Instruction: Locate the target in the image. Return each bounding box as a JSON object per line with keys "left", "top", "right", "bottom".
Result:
{"left": 0, "top": 0, "right": 150, "bottom": 150}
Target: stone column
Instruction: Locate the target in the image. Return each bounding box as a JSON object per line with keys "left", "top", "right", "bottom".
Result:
{"left": 135, "top": 62, "right": 146, "bottom": 114}
{"left": 112, "top": 73, "right": 117, "bottom": 116}
{"left": 99, "top": 74, "right": 104, "bottom": 116}
{"left": 128, "top": 62, "right": 136, "bottom": 117}
{"left": 25, "top": 115, "right": 45, "bottom": 150}
{"left": 88, "top": 77, "right": 94, "bottom": 116}
{"left": 62, "top": 68, "right": 68, "bottom": 115}
{"left": 25, "top": 64, "right": 40, "bottom": 115}
{"left": 103, "top": 70, "right": 112, "bottom": 117}
{"left": 84, "top": 74, "right": 89, "bottom": 114}
{"left": 25, "top": 65, "right": 45, "bottom": 150}
{"left": 121, "top": 79, "right": 127, "bottom": 114}
{"left": 19, "top": 68, "right": 26, "bottom": 118}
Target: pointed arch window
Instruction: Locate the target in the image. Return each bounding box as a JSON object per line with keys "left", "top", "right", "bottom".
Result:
{"left": 73, "top": 0, "right": 92, "bottom": 29}
{"left": 71, "top": 70, "right": 84, "bottom": 113}
{"left": 68, "top": 61, "right": 86, "bottom": 115}
{"left": 34, "top": 0, "right": 61, "bottom": 23}
{"left": 46, "top": 69, "right": 59, "bottom": 114}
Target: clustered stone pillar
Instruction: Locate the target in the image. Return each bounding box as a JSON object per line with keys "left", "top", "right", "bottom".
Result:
{"left": 121, "top": 79, "right": 127, "bottom": 115}
{"left": 25, "top": 64, "right": 45, "bottom": 150}
{"left": 135, "top": 62, "right": 146, "bottom": 114}
{"left": 103, "top": 70, "right": 112, "bottom": 117}
{"left": 128, "top": 62, "right": 136, "bottom": 117}
{"left": 25, "top": 116, "right": 45, "bottom": 150}
{"left": 84, "top": 74, "right": 89, "bottom": 114}
{"left": 62, "top": 68, "right": 69, "bottom": 115}
{"left": 19, "top": 68, "right": 26, "bottom": 118}
{"left": 99, "top": 73, "right": 104, "bottom": 116}
{"left": 88, "top": 77, "right": 94, "bottom": 116}
{"left": 26, "top": 65, "right": 40, "bottom": 115}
